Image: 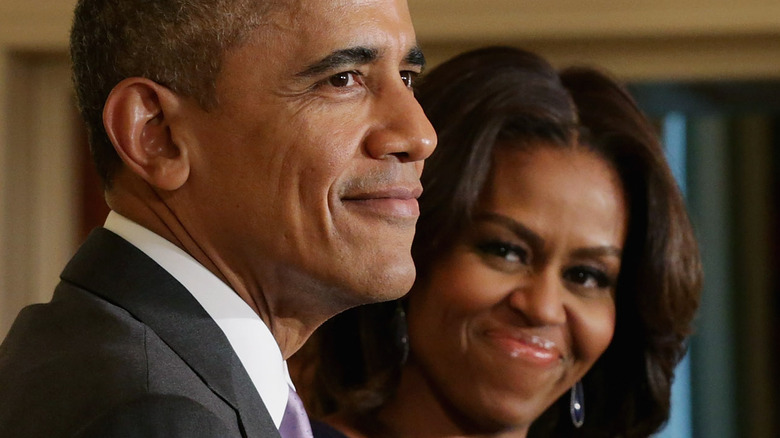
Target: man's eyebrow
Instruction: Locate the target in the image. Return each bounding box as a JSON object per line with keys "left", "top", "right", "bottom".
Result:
{"left": 296, "top": 47, "right": 379, "bottom": 77}
{"left": 405, "top": 45, "right": 426, "bottom": 69}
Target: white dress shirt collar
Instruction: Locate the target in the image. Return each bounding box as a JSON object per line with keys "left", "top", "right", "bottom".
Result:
{"left": 103, "top": 211, "right": 291, "bottom": 427}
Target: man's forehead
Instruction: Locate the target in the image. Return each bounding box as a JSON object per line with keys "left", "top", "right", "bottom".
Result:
{"left": 259, "top": 0, "right": 418, "bottom": 61}
{"left": 284, "top": 0, "right": 413, "bottom": 33}
{"left": 279, "top": 0, "right": 388, "bottom": 9}
{"left": 272, "top": 0, "right": 397, "bottom": 17}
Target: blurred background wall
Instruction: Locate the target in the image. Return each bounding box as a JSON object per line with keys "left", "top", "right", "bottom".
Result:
{"left": 1, "top": 1, "right": 778, "bottom": 437}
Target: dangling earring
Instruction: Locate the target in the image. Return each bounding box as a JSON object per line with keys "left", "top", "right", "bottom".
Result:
{"left": 391, "top": 301, "right": 410, "bottom": 365}
{"left": 570, "top": 380, "right": 585, "bottom": 428}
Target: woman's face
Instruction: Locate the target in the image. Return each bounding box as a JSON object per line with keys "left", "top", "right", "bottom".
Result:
{"left": 405, "top": 145, "right": 628, "bottom": 433}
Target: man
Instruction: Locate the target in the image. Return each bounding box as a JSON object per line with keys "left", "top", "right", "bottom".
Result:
{"left": 0, "top": 0, "right": 435, "bottom": 436}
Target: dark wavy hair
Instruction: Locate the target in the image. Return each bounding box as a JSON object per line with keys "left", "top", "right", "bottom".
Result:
{"left": 69, "top": 0, "right": 273, "bottom": 187}
{"left": 307, "top": 46, "right": 702, "bottom": 438}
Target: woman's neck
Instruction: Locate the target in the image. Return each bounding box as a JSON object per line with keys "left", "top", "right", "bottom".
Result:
{"left": 371, "top": 360, "right": 531, "bottom": 438}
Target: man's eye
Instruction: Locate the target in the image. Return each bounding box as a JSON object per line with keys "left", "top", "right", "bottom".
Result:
{"left": 400, "top": 71, "right": 418, "bottom": 88}
{"left": 328, "top": 71, "right": 359, "bottom": 88}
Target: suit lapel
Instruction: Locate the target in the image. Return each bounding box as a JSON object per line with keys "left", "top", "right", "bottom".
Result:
{"left": 60, "top": 228, "right": 281, "bottom": 438}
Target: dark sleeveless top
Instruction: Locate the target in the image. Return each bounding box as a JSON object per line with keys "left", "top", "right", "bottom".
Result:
{"left": 311, "top": 420, "right": 350, "bottom": 438}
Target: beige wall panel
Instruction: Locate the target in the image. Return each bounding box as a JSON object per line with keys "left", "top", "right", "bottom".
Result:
{"left": 0, "top": 54, "right": 77, "bottom": 339}
{"left": 421, "top": 35, "right": 780, "bottom": 80}
{"left": 0, "top": 53, "right": 8, "bottom": 320}
{"left": 410, "top": 0, "right": 780, "bottom": 40}
{"left": 0, "top": 0, "right": 75, "bottom": 50}
{"left": 408, "top": 0, "right": 780, "bottom": 79}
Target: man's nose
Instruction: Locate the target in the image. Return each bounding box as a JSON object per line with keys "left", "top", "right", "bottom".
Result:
{"left": 363, "top": 78, "right": 437, "bottom": 163}
{"left": 508, "top": 271, "right": 567, "bottom": 326}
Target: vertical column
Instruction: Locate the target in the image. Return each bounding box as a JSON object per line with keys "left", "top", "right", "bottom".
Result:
{"left": 0, "top": 54, "right": 77, "bottom": 340}
{"left": 687, "top": 116, "right": 737, "bottom": 438}
{"left": 0, "top": 51, "right": 9, "bottom": 330}
{"left": 733, "top": 116, "right": 775, "bottom": 437}
{"left": 655, "top": 112, "right": 693, "bottom": 438}
{"left": 29, "top": 56, "right": 78, "bottom": 301}
{"left": 0, "top": 53, "right": 36, "bottom": 340}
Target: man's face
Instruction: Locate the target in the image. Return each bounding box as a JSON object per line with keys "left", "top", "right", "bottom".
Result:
{"left": 175, "top": 0, "right": 436, "bottom": 309}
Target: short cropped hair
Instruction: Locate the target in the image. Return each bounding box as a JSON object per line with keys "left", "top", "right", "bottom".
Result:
{"left": 70, "top": 0, "right": 272, "bottom": 187}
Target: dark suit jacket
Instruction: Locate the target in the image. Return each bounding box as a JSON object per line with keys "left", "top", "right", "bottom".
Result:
{"left": 0, "top": 228, "right": 281, "bottom": 437}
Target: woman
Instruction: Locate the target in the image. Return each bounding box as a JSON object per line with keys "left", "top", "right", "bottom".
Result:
{"left": 302, "top": 46, "right": 702, "bottom": 438}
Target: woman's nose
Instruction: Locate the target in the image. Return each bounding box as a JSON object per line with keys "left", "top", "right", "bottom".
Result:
{"left": 508, "top": 271, "right": 567, "bottom": 326}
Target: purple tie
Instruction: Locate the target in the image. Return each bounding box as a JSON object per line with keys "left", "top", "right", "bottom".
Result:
{"left": 279, "top": 387, "right": 313, "bottom": 438}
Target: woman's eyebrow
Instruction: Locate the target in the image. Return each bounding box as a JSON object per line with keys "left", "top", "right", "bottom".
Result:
{"left": 473, "top": 212, "right": 544, "bottom": 250}
{"left": 571, "top": 246, "right": 623, "bottom": 259}
{"left": 474, "top": 212, "right": 622, "bottom": 259}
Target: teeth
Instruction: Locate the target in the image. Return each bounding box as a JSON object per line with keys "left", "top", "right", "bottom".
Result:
{"left": 529, "top": 335, "right": 555, "bottom": 350}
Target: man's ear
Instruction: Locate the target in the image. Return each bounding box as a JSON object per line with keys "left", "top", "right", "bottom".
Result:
{"left": 103, "top": 77, "right": 190, "bottom": 191}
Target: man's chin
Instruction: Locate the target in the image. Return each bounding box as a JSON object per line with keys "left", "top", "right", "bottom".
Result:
{"left": 355, "top": 261, "right": 417, "bottom": 304}
{"left": 323, "top": 261, "right": 414, "bottom": 309}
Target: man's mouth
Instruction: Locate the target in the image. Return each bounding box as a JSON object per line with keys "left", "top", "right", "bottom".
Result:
{"left": 341, "top": 184, "right": 422, "bottom": 219}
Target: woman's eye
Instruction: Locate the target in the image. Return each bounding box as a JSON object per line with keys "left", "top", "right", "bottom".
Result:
{"left": 327, "top": 71, "right": 359, "bottom": 88}
{"left": 400, "top": 71, "right": 418, "bottom": 88}
{"left": 564, "top": 267, "right": 612, "bottom": 289}
{"left": 476, "top": 241, "right": 528, "bottom": 264}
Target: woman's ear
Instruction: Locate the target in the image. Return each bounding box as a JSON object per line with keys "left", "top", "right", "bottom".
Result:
{"left": 103, "top": 77, "right": 190, "bottom": 191}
